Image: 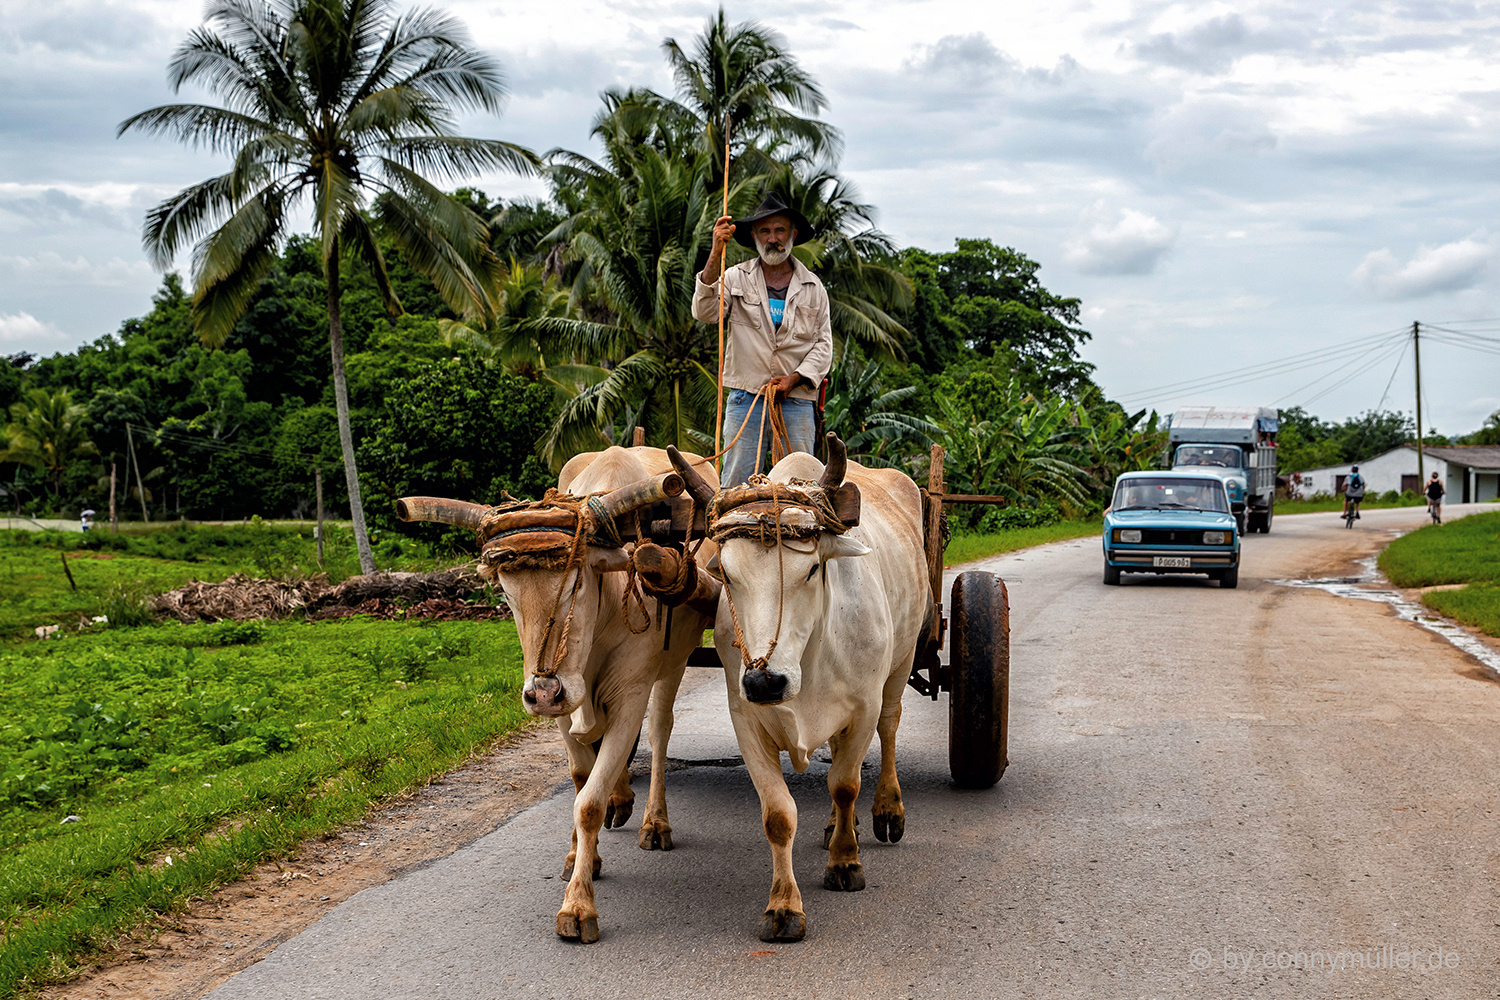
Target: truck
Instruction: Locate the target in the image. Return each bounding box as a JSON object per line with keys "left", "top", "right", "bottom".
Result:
{"left": 1165, "top": 406, "right": 1279, "bottom": 534}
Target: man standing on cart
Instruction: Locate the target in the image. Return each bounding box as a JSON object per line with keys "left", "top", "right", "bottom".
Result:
{"left": 693, "top": 194, "right": 833, "bottom": 487}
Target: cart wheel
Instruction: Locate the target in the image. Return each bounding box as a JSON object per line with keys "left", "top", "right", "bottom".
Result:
{"left": 948, "top": 571, "right": 1009, "bottom": 789}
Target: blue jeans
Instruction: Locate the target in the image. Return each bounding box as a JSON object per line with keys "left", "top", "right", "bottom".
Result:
{"left": 721, "top": 389, "right": 817, "bottom": 488}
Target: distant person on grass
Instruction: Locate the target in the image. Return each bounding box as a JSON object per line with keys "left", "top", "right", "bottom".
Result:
{"left": 1343, "top": 466, "right": 1366, "bottom": 520}
{"left": 694, "top": 193, "right": 833, "bottom": 488}
{"left": 1426, "top": 472, "right": 1445, "bottom": 523}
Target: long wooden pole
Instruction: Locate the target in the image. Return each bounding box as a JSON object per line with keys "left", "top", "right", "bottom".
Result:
{"left": 714, "top": 114, "right": 731, "bottom": 474}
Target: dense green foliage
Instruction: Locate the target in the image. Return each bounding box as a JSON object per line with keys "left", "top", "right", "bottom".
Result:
{"left": 1423, "top": 585, "right": 1500, "bottom": 639}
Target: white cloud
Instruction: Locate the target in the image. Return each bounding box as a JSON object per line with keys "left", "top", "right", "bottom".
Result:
{"left": 1350, "top": 236, "right": 1492, "bottom": 299}
{"left": 0, "top": 251, "right": 154, "bottom": 288}
{"left": 0, "top": 311, "right": 66, "bottom": 347}
{"left": 1063, "top": 202, "right": 1176, "bottom": 276}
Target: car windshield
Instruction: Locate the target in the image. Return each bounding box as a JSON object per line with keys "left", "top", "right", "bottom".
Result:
{"left": 1175, "top": 446, "right": 1242, "bottom": 468}
{"left": 1113, "top": 478, "right": 1230, "bottom": 512}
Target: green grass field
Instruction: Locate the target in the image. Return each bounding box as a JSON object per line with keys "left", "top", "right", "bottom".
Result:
{"left": 1376, "top": 511, "right": 1500, "bottom": 638}
{"left": 0, "top": 527, "right": 531, "bottom": 995}
{"left": 944, "top": 519, "right": 1103, "bottom": 566}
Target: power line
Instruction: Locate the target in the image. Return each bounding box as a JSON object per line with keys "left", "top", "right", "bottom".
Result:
{"left": 1298, "top": 339, "right": 1409, "bottom": 409}
{"left": 1374, "top": 338, "right": 1409, "bottom": 413}
{"left": 1113, "top": 328, "right": 1408, "bottom": 404}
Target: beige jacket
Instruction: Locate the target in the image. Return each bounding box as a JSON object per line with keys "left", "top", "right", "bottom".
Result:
{"left": 692, "top": 257, "right": 832, "bottom": 401}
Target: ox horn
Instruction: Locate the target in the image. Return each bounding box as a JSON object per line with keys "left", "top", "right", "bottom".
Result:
{"left": 666, "top": 446, "right": 717, "bottom": 505}
{"left": 395, "top": 496, "right": 491, "bottom": 530}
{"left": 595, "top": 471, "right": 685, "bottom": 521}
{"left": 819, "top": 432, "right": 848, "bottom": 489}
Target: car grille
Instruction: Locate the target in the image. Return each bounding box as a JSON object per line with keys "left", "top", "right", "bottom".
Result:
{"left": 1136, "top": 529, "right": 1218, "bottom": 545}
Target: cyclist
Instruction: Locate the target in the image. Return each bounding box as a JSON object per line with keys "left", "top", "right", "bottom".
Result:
{"left": 1425, "top": 472, "right": 1445, "bottom": 524}
{"left": 1343, "top": 466, "right": 1366, "bottom": 521}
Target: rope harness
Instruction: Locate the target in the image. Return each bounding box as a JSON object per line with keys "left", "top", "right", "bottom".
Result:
{"left": 707, "top": 476, "right": 850, "bottom": 673}
{"left": 475, "top": 490, "right": 663, "bottom": 676}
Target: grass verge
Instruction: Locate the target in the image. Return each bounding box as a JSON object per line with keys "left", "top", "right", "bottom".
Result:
{"left": 944, "top": 519, "right": 1103, "bottom": 566}
{"left": 1375, "top": 511, "right": 1500, "bottom": 640}
{"left": 1377, "top": 511, "right": 1500, "bottom": 588}
{"left": 1423, "top": 586, "right": 1500, "bottom": 639}
{"left": 0, "top": 616, "right": 530, "bottom": 996}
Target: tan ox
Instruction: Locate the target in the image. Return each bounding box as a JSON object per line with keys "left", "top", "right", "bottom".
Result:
{"left": 670, "top": 435, "right": 928, "bottom": 942}
{"left": 484, "top": 446, "right": 719, "bottom": 944}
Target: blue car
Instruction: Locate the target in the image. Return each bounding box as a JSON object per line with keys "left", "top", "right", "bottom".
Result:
{"left": 1102, "top": 471, "right": 1241, "bottom": 588}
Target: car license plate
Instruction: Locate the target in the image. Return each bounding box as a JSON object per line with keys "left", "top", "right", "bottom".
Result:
{"left": 1153, "top": 556, "right": 1192, "bottom": 568}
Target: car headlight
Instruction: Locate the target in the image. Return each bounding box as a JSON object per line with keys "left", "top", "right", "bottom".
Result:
{"left": 1116, "top": 529, "right": 1142, "bottom": 543}
{"left": 1203, "top": 531, "right": 1227, "bottom": 545}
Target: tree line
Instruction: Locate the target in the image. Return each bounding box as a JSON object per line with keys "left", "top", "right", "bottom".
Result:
{"left": 12, "top": 2, "right": 1484, "bottom": 565}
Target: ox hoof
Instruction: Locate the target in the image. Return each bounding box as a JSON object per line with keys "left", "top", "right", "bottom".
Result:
{"left": 759, "top": 908, "right": 806, "bottom": 942}
{"left": 557, "top": 911, "right": 600, "bottom": 944}
{"left": 605, "top": 798, "right": 634, "bottom": 829}
{"left": 872, "top": 810, "right": 904, "bottom": 843}
{"left": 561, "top": 856, "right": 603, "bottom": 882}
{"left": 823, "top": 862, "right": 866, "bottom": 892}
{"left": 639, "top": 822, "right": 673, "bottom": 851}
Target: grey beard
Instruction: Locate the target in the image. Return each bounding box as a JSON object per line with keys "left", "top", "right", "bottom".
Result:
{"left": 756, "top": 238, "right": 793, "bottom": 266}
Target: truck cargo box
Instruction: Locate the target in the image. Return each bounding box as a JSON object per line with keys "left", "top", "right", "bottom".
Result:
{"left": 1167, "top": 406, "right": 1279, "bottom": 444}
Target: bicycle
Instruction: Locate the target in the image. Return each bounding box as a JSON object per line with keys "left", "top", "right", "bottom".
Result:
{"left": 1342, "top": 497, "right": 1361, "bottom": 528}
{"left": 1428, "top": 500, "right": 1442, "bottom": 525}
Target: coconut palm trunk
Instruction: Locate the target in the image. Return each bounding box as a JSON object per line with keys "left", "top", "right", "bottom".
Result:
{"left": 324, "top": 245, "right": 375, "bottom": 573}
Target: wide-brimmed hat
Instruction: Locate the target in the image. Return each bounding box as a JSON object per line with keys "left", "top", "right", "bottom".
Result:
{"left": 733, "top": 193, "right": 814, "bottom": 248}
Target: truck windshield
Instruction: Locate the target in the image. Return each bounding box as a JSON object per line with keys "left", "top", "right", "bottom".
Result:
{"left": 1113, "top": 478, "right": 1230, "bottom": 513}
{"left": 1175, "top": 446, "right": 1241, "bottom": 468}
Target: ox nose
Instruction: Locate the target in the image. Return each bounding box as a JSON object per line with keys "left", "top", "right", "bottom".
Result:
{"left": 742, "top": 668, "right": 788, "bottom": 704}
{"left": 523, "top": 675, "right": 566, "bottom": 713}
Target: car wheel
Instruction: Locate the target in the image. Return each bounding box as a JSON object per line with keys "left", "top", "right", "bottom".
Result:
{"left": 1103, "top": 563, "right": 1121, "bottom": 586}
{"left": 1220, "top": 564, "right": 1239, "bottom": 589}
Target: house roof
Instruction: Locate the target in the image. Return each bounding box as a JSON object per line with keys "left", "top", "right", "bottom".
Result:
{"left": 1421, "top": 445, "right": 1500, "bottom": 469}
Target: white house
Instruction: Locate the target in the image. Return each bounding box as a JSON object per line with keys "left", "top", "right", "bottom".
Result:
{"left": 1289, "top": 444, "right": 1500, "bottom": 502}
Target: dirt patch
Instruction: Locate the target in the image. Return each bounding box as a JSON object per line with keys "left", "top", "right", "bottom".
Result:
{"left": 151, "top": 569, "right": 500, "bottom": 624}
{"left": 40, "top": 724, "right": 567, "bottom": 1000}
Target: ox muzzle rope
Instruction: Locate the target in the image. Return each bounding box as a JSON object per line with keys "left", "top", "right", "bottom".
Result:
{"left": 708, "top": 476, "right": 850, "bottom": 673}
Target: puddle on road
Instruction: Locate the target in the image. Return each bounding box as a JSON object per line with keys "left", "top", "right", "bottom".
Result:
{"left": 1274, "top": 556, "right": 1500, "bottom": 678}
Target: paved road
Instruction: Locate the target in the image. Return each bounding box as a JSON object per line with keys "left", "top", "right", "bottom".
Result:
{"left": 211, "top": 504, "right": 1500, "bottom": 1000}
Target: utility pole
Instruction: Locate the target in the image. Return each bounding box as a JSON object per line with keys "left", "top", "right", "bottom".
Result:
{"left": 1413, "top": 321, "right": 1424, "bottom": 486}
{"left": 126, "top": 424, "right": 149, "bottom": 522}
{"left": 108, "top": 461, "right": 118, "bottom": 534}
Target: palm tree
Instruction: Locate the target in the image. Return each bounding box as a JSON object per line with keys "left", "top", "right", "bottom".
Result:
{"left": 119, "top": 0, "right": 534, "bottom": 573}
{"left": 656, "top": 8, "right": 840, "bottom": 179}
{"left": 535, "top": 145, "right": 743, "bottom": 464}
{"left": 3, "top": 388, "right": 99, "bottom": 497}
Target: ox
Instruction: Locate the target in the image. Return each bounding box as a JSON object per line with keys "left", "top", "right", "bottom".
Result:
{"left": 669, "top": 434, "right": 928, "bottom": 942}
{"left": 413, "top": 446, "right": 719, "bottom": 944}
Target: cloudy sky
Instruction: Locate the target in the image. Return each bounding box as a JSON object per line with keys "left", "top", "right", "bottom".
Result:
{"left": 3, "top": 0, "right": 1499, "bottom": 434}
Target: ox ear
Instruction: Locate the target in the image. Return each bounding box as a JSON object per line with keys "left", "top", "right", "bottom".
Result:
{"left": 588, "top": 547, "right": 633, "bottom": 573}
{"left": 824, "top": 534, "right": 871, "bottom": 559}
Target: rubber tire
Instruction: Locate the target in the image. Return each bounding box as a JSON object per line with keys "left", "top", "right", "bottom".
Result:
{"left": 1236, "top": 512, "right": 1249, "bottom": 536}
{"left": 948, "top": 571, "right": 1009, "bottom": 790}
{"left": 1219, "top": 564, "right": 1239, "bottom": 589}
{"left": 1103, "top": 562, "right": 1122, "bottom": 586}
{"left": 1261, "top": 501, "right": 1273, "bottom": 534}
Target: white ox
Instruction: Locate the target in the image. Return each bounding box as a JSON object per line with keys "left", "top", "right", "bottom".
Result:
{"left": 484, "top": 446, "right": 719, "bottom": 944}
{"left": 670, "top": 435, "right": 928, "bottom": 942}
